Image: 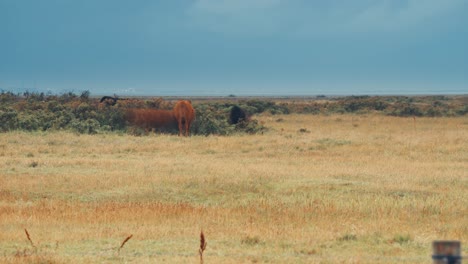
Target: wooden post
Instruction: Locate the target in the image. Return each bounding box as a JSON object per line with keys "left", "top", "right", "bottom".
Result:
{"left": 432, "top": 241, "right": 462, "bottom": 264}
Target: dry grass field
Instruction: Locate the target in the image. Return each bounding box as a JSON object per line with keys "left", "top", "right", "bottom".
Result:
{"left": 0, "top": 113, "right": 467, "bottom": 263}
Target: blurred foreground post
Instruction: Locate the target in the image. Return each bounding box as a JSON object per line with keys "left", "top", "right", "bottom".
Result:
{"left": 432, "top": 241, "right": 461, "bottom": 264}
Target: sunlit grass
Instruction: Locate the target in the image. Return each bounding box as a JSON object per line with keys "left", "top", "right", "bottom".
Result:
{"left": 0, "top": 114, "right": 467, "bottom": 263}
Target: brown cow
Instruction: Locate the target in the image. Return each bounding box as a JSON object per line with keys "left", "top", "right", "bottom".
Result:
{"left": 126, "top": 108, "right": 177, "bottom": 133}
{"left": 173, "top": 100, "right": 195, "bottom": 136}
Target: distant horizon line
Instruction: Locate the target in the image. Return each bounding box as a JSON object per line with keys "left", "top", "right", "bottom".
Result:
{"left": 1, "top": 87, "right": 466, "bottom": 98}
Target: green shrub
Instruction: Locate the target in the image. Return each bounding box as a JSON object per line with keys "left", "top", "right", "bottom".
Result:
{"left": 234, "top": 119, "right": 266, "bottom": 134}
{"left": 58, "top": 92, "right": 78, "bottom": 103}
{"left": 191, "top": 106, "right": 232, "bottom": 136}
{"left": 456, "top": 105, "right": 468, "bottom": 115}
{"left": 73, "top": 103, "right": 97, "bottom": 120}
{"left": 0, "top": 107, "right": 18, "bottom": 131}
{"left": 0, "top": 91, "right": 19, "bottom": 104}
{"left": 80, "top": 90, "right": 90, "bottom": 101}
{"left": 96, "top": 107, "right": 127, "bottom": 131}
{"left": 388, "top": 103, "right": 423, "bottom": 117}
{"left": 69, "top": 119, "right": 101, "bottom": 134}
{"left": 17, "top": 113, "right": 43, "bottom": 131}
{"left": 191, "top": 103, "right": 267, "bottom": 136}
{"left": 240, "top": 100, "right": 289, "bottom": 115}
{"left": 47, "top": 101, "right": 65, "bottom": 112}
{"left": 0, "top": 91, "right": 466, "bottom": 135}
{"left": 51, "top": 111, "right": 74, "bottom": 129}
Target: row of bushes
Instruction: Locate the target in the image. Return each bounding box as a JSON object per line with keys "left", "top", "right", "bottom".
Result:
{"left": 281, "top": 95, "right": 468, "bottom": 117}
{"left": 1, "top": 91, "right": 466, "bottom": 134}
{"left": 0, "top": 104, "right": 125, "bottom": 134}
{"left": 0, "top": 91, "right": 267, "bottom": 135}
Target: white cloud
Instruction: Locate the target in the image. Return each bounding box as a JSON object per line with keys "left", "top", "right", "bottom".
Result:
{"left": 191, "top": 0, "right": 283, "bottom": 15}
{"left": 186, "top": 0, "right": 466, "bottom": 36}
{"left": 186, "top": 0, "right": 287, "bottom": 36}
{"left": 343, "top": 0, "right": 466, "bottom": 32}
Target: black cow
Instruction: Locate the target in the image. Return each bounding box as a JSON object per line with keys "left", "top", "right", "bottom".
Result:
{"left": 100, "top": 96, "right": 119, "bottom": 106}
{"left": 229, "top": 105, "right": 247, "bottom": 125}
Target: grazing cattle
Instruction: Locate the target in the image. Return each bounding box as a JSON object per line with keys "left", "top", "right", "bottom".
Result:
{"left": 173, "top": 100, "right": 196, "bottom": 136}
{"left": 229, "top": 105, "right": 247, "bottom": 125}
{"left": 100, "top": 96, "right": 118, "bottom": 106}
{"left": 126, "top": 108, "right": 177, "bottom": 133}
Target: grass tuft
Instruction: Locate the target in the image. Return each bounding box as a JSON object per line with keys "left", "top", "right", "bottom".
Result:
{"left": 241, "top": 236, "right": 262, "bottom": 246}
{"left": 28, "top": 161, "right": 39, "bottom": 168}
{"left": 338, "top": 234, "right": 358, "bottom": 242}
{"left": 391, "top": 234, "right": 412, "bottom": 245}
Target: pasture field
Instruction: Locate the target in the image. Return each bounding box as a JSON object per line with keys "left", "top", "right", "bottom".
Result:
{"left": 0, "top": 114, "right": 467, "bottom": 263}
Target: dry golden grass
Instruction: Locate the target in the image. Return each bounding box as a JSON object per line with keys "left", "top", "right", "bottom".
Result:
{"left": 0, "top": 114, "right": 467, "bottom": 263}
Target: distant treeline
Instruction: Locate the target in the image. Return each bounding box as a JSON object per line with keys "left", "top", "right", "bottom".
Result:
{"left": 279, "top": 95, "right": 468, "bottom": 117}
{"left": 0, "top": 91, "right": 466, "bottom": 134}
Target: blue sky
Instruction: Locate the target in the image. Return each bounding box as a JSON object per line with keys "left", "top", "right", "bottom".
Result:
{"left": 1, "top": 0, "right": 467, "bottom": 96}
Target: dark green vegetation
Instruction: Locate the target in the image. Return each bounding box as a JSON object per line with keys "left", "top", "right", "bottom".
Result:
{"left": 0, "top": 91, "right": 267, "bottom": 135}
{"left": 281, "top": 95, "right": 468, "bottom": 116}
{"left": 1, "top": 91, "right": 466, "bottom": 135}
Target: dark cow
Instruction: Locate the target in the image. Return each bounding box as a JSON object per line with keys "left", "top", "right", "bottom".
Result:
{"left": 229, "top": 105, "right": 247, "bottom": 125}
{"left": 100, "top": 96, "right": 118, "bottom": 106}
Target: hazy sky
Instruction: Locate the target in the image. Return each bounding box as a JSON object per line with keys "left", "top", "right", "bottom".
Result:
{"left": 1, "top": 0, "right": 467, "bottom": 96}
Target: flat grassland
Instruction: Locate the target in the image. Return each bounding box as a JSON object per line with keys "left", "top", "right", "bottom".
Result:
{"left": 0, "top": 114, "right": 467, "bottom": 263}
